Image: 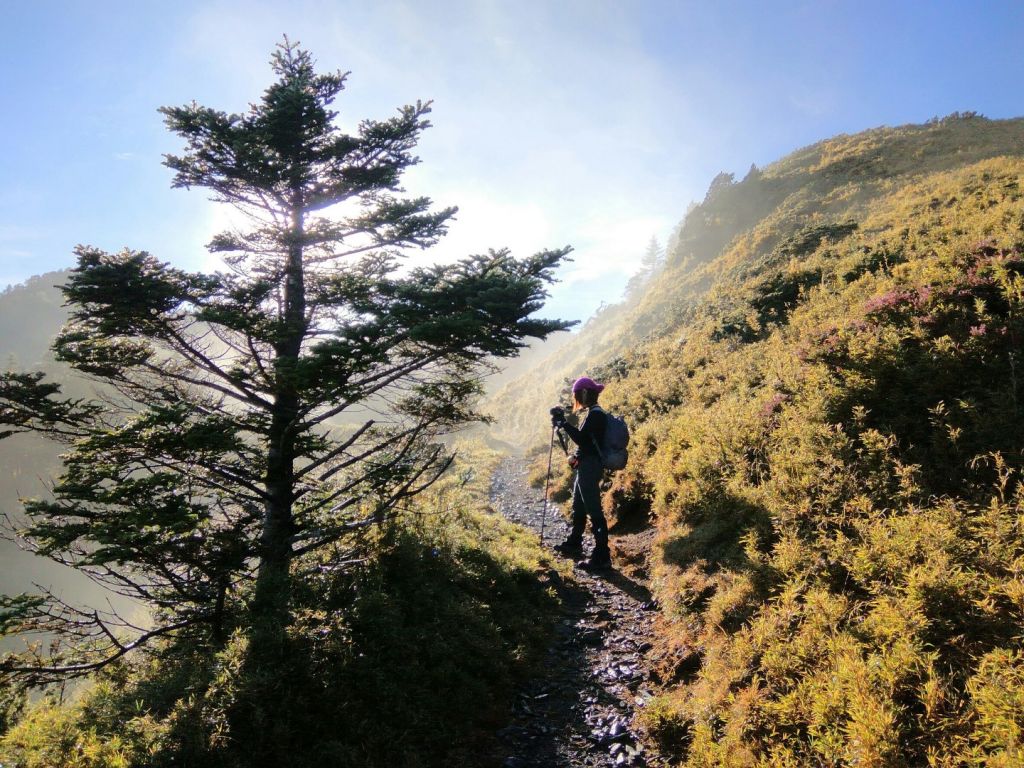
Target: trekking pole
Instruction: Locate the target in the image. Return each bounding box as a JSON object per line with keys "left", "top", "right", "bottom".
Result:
{"left": 540, "top": 425, "right": 556, "bottom": 546}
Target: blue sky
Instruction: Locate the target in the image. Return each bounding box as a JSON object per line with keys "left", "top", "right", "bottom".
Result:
{"left": 2, "top": 0, "right": 1023, "bottom": 323}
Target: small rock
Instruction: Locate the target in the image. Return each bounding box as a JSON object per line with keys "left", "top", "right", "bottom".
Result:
{"left": 579, "top": 628, "right": 604, "bottom": 646}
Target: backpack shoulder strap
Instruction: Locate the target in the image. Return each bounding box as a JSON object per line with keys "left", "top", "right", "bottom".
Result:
{"left": 585, "top": 406, "right": 606, "bottom": 459}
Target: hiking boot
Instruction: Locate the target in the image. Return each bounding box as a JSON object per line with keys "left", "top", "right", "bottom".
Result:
{"left": 578, "top": 552, "right": 612, "bottom": 572}
{"left": 553, "top": 539, "right": 584, "bottom": 558}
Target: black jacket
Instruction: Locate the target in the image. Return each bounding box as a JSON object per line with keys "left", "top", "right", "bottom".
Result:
{"left": 561, "top": 406, "right": 608, "bottom": 459}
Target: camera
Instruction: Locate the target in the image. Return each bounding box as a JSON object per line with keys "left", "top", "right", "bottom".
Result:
{"left": 549, "top": 405, "right": 566, "bottom": 429}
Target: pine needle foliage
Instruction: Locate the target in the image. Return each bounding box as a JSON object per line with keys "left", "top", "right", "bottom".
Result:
{"left": 0, "top": 446, "right": 568, "bottom": 767}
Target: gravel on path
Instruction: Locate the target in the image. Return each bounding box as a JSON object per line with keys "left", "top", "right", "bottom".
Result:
{"left": 489, "top": 457, "right": 664, "bottom": 768}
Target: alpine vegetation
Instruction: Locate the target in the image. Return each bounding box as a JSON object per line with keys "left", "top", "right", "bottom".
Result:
{"left": 501, "top": 114, "right": 1024, "bottom": 765}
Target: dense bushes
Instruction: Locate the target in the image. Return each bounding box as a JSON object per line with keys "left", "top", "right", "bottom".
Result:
{"left": 1, "top": 449, "right": 565, "bottom": 768}
{"left": 596, "top": 157, "right": 1024, "bottom": 765}
{"left": 506, "top": 138, "right": 1024, "bottom": 764}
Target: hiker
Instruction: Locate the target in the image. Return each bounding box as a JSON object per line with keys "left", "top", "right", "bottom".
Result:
{"left": 551, "top": 376, "right": 611, "bottom": 570}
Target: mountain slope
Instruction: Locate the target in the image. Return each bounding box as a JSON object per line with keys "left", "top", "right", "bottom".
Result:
{"left": 494, "top": 113, "right": 1024, "bottom": 765}
{"left": 0, "top": 271, "right": 70, "bottom": 368}
{"left": 488, "top": 113, "right": 1024, "bottom": 447}
{"left": 0, "top": 271, "right": 123, "bottom": 608}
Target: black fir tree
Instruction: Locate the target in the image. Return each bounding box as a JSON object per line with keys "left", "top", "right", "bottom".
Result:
{"left": 0, "top": 39, "right": 571, "bottom": 684}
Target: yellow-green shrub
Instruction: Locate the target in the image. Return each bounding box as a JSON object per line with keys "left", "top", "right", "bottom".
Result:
{"left": 612, "top": 146, "right": 1024, "bottom": 763}
{"left": 1, "top": 445, "right": 567, "bottom": 768}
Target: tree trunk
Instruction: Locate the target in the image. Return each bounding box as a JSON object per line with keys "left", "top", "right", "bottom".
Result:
{"left": 251, "top": 198, "right": 306, "bottom": 645}
{"left": 252, "top": 407, "right": 296, "bottom": 636}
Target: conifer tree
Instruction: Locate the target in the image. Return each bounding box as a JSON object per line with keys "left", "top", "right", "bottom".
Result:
{"left": 0, "top": 39, "right": 571, "bottom": 684}
{"left": 624, "top": 235, "right": 664, "bottom": 299}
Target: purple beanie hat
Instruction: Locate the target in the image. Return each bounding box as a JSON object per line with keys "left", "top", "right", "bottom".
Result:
{"left": 572, "top": 376, "right": 605, "bottom": 394}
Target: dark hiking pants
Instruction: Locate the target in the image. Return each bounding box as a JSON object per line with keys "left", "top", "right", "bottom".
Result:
{"left": 569, "top": 455, "right": 608, "bottom": 556}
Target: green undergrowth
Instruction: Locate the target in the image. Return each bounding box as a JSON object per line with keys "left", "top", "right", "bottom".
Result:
{"left": 0, "top": 444, "right": 566, "bottom": 768}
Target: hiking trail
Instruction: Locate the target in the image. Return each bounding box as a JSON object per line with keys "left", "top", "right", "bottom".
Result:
{"left": 489, "top": 457, "right": 665, "bottom": 768}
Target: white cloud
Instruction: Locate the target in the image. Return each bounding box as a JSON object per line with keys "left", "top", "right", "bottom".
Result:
{"left": 160, "top": 0, "right": 698, "bottom": 322}
{"left": 0, "top": 249, "right": 34, "bottom": 260}
{"left": 561, "top": 212, "right": 672, "bottom": 284}
{"left": 787, "top": 83, "right": 840, "bottom": 119}
{"left": 421, "top": 193, "right": 554, "bottom": 264}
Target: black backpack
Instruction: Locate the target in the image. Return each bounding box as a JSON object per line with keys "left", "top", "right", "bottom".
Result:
{"left": 590, "top": 408, "right": 629, "bottom": 471}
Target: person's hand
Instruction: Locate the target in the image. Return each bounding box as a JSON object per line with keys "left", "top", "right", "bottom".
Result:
{"left": 568, "top": 455, "right": 579, "bottom": 469}
{"left": 549, "top": 405, "right": 566, "bottom": 428}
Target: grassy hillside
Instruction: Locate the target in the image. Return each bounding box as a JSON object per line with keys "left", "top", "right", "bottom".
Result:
{"left": 501, "top": 113, "right": 1024, "bottom": 764}
{"left": 489, "top": 113, "right": 1024, "bottom": 448}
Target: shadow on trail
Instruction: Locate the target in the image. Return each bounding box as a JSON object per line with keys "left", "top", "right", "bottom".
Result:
{"left": 596, "top": 568, "right": 654, "bottom": 606}
{"left": 496, "top": 570, "right": 604, "bottom": 767}
{"left": 492, "top": 457, "right": 658, "bottom": 767}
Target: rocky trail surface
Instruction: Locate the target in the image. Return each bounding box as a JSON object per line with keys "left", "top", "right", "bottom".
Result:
{"left": 489, "top": 457, "right": 664, "bottom": 768}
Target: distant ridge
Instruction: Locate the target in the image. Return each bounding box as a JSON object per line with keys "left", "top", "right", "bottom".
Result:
{"left": 0, "top": 270, "right": 71, "bottom": 369}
